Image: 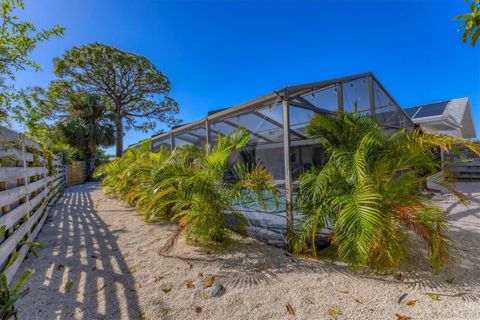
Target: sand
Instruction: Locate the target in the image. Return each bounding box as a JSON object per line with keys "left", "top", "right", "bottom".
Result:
{"left": 14, "top": 182, "right": 480, "bottom": 320}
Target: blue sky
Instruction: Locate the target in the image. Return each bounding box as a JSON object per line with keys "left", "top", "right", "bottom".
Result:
{"left": 14, "top": 0, "right": 480, "bottom": 154}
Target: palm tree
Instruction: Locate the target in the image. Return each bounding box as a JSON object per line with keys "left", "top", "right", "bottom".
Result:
{"left": 148, "top": 128, "right": 280, "bottom": 251}
{"left": 454, "top": 0, "right": 480, "bottom": 46}
{"left": 95, "top": 128, "right": 279, "bottom": 250}
{"left": 57, "top": 93, "right": 115, "bottom": 179}
{"left": 93, "top": 139, "right": 173, "bottom": 222}
{"left": 294, "top": 111, "right": 480, "bottom": 273}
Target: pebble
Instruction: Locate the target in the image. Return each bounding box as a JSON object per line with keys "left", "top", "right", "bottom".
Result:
{"left": 209, "top": 283, "right": 225, "bottom": 297}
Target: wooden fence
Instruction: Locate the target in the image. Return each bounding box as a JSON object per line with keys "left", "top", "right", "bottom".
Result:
{"left": 0, "top": 125, "right": 65, "bottom": 283}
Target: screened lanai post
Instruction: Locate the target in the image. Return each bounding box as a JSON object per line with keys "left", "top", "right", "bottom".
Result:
{"left": 170, "top": 132, "right": 175, "bottom": 149}
{"left": 282, "top": 93, "right": 294, "bottom": 250}
{"left": 205, "top": 118, "right": 211, "bottom": 147}
{"left": 368, "top": 75, "right": 375, "bottom": 114}
{"left": 336, "top": 82, "right": 343, "bottom": 112}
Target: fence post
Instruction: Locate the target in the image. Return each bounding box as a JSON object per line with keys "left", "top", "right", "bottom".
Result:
{"left": 20, "top": 135, "right": 32, "bottom": 237}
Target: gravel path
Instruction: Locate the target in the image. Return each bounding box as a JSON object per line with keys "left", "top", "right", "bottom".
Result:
{"left": 15, "top": 182, "right": 480, "bottom": 320}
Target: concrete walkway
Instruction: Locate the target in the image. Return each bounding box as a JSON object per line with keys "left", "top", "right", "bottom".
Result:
{"left": 14, "top": 182, "right": 480, "bottom": 320}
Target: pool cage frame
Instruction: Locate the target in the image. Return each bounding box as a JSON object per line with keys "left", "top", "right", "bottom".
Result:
{"left": 130, "top": 72, "right": 414, "bottom": 242}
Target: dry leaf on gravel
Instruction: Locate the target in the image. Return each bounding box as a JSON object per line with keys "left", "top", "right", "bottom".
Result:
{"left": 195, "top": 306, "right": 202, "bottom": 313}
{"left": 65, "top": 280, "right": 74, "bottom": 293}
{"left": 205, "top": 276, "right": 215, "bottom": 288}
{"left": 427, "top": 293, "right": 441, "bottom": 301}
{"left": 186, "top": 281, "right": 195, "bottom": 289}
{"left": 286, "top": 303, "right": 295, "bottom": 316}
{"left": 161, "top": 309, "right": 168, "bottom": 318}
{"left": 405, "top": 299, "right": 418, "bottom": 306}
{"left": 95, "top": 283, "right": 107, "bottom": 293}
{"left": 328, "top": 308, "right": 340, "bottom": 316}
{"left": 395, "top": 313, "right": 412, "bottom": 320}
{"left": 129, "top": 266, "right": 137, "bottom": 273}
{"left": 162, "top": 286, "right": 172, "bottom": 293}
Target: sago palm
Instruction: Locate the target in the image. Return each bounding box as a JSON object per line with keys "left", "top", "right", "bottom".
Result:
{"left": 294, "top": 111, "right": 480, "bottom": 273}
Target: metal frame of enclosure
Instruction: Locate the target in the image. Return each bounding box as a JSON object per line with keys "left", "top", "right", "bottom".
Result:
{"left": 131, "top": 72, "right": 414, "bottom": 243}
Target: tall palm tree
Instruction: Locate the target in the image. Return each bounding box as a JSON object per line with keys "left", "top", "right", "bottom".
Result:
{"left": 294, "top": 111, "right": 480, "bottom": 273}
{"left": 57, "top": 93, "right": 115, "bottom": 179}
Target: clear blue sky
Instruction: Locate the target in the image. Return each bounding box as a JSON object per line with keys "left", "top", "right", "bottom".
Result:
{"left": 14, "top": 0, "right": 480, "bottom": 154}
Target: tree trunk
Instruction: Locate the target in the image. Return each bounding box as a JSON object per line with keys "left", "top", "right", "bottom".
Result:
{"left": 115, "top": 111, "right": 123, "bottom": 158}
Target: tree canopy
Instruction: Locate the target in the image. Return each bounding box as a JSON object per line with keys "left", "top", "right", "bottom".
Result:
{"left": 454, "top": 0, "right": 480, "bottom": 46}
{"left": 0, "top": 0, "right": 64, "bottom": 122}
{"left": 52, "top": 43, "right": 180, "bottom": 156}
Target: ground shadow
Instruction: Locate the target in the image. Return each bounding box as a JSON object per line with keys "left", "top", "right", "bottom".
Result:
{"left": 15, "top": 182, "right": 141, "bottom": 319}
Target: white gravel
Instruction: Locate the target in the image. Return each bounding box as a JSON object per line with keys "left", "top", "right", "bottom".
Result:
{"left": 14, "top": 182, "right": 480, "bottom": 320}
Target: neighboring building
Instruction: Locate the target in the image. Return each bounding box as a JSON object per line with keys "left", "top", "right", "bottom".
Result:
{"left": 404, "top": 97, "right": 476, "bottom": 139}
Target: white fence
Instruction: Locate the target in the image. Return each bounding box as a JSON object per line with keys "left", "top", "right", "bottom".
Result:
{"left": 0, "top": 125, "right": 65, "bottom": 283}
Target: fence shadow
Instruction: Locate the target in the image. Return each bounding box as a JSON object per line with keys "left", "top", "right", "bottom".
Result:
{"left": 15, "top": 182, "right": 141, "bottom": 319}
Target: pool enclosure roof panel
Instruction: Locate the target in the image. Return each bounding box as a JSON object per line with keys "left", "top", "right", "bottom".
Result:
{"left": 129, "top": 72, "right": 414, "bottom": 150}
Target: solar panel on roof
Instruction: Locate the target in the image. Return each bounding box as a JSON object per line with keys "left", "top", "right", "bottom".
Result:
{"left": 403, "top": 107, "right": 420, "bottom": 119}
{"left": 412, "top": 101, "right": 449, "bottom": 118}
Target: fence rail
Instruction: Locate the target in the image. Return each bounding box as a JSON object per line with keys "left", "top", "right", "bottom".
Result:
{"left": 0, "top": 125, "right": 65, "bottom": 283}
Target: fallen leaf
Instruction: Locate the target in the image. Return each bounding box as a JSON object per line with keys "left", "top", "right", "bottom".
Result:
{"left": 162, "top": 286, "right": 172, "bottom": 294}
{"left": 65, "top": 280, "right": 74, "bottom": 293}
{"left": 129, "top": 266, "right": 137, "bottom": 273}
{"left": 186, "top": 281, "right": 195, "bottom": 289}
{"left": 198, "top": 272, "right": 203, "bottom": 277}
{"left": 139, "top": 312, "right": 145, "bottom": 319}
{"left": 395, "top": 314, "right": 412, "bottom": 320}
{"left": 204, "top": 277, "right": 215, "bottom": 288}
{"left": 395, "top": 272, "right": 403, "bottom": 281}
{"left": 286, "top": 303, "right": 295, "bottom": 316}
{"left": 427, "top": 293, "right": 441, "bottom": 301}
{"left": 95, "top": 283, "right": 107, "bottom": 293}
{"left": 446, "top": 277, "right": 455, "bottom": 284}
{"left": 405, "top": 299, "right": 418, "bottom": 306}
{"left": 328, "top": 308, "right": 339, "bottom": 316}
{"left": 255, "top": 267, "right": 263, "bottom": 273}
{"left": 161, "top": 308, "right": 168, "bottom": 318}
{"left": 195, "top": 306, "right": 202, "bottom": 313}
{"left": 353, "top": 297, "right": 362, "bottom": 304}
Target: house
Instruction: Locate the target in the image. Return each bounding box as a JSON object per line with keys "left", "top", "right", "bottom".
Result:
{"left": 404, "top": 97, "right": 476, "bottom": 139}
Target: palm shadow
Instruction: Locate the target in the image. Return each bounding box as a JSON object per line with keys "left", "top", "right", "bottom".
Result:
{"left": 15, "top": 182, "right": 142, "bottom": 319}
